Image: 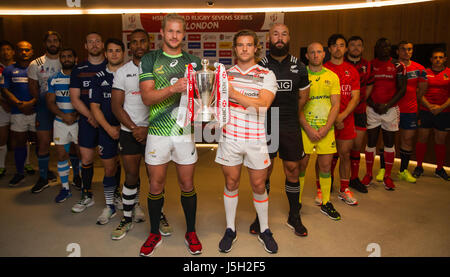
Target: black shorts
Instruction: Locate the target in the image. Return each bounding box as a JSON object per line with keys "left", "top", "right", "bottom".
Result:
{"left": 354, "top": 112, "right": 367, "bottom": 131}
{"left": 119, "top": 130, "right": 146, "bottom": 156}
{"left": 268, "top": 130, "right": 305, "bottom": 161}
{"left": 418, "top": 110, "right": 450, "bottom": 131}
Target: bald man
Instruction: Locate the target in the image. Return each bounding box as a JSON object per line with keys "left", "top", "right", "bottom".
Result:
{"left": 1, "top": 41, "right": 37, "bottom": 186}
{"left": 254, "top": 23, "right": 310, "bottom": 237}
{"left": 299, "top": 42, "right": 342, "bottom": 220}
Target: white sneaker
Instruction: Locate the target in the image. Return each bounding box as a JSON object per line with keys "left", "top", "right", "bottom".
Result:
{"left": 72, "top": 195, "right": 95, "bottom": 213}
{"left": 133, "top": 204, "right": 146, "bottom": 223}
{"left": 97, "top": 206, "right": 117, "bottom": 225}
{"left": 338, "top": 188, "right": 358, "bottom": 205}
{"left": 114, "top": 196, "right": 123, "bottom": 210}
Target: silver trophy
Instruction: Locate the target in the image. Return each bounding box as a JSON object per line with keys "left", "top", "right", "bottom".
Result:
{"left": 195, "top": 59, "right": 216, "bottom": 122}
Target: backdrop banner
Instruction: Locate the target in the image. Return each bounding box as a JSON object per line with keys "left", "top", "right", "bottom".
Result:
{"left": 122, "top": 13, "right": 284, "bottom": 66}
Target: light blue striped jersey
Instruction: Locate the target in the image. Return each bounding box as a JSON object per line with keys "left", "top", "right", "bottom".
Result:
{"left": 47, "top": 70, "right": 76, "bottom": 123}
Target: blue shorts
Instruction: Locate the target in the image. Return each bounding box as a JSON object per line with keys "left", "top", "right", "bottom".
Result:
{"left": 399, "top": 113, "right": 418, "bottom": 130}
{"left": 418, "top": 110, "right": 450, "bottom": 131}
{"left": 78, "top": 117, "right": 99, "bottom": 148}
{"left": 98, "top": 127, "right": 119, "bottom": 159}
{"left": 36, "top": 103, "right": 54, "bottom": 131}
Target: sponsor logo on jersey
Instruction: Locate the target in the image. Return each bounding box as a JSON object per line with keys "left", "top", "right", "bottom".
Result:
{"left": 277, "top": 80, "right": 293, "bottom": 92}
{"left": 126, "top": 73, "right": 137, "bottom": 78}
{"left": 101, "top": 80, "right": 109, "bottom": 86}
{"left": 170, "top": 60, "right": 179, "bottom": 67}
{"left": 170, "top": 77, "right": 178, "bottom": 85}
{"left": 154, "top": 65, "right": 164, "bottom": 75}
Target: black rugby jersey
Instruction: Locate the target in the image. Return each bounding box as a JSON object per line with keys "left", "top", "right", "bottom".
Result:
{"left": 258, "top": 54, "right": 310, "bottom": 131}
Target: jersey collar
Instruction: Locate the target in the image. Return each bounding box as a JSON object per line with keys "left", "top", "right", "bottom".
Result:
{"left": 268, "top": 54, "right": 291, "bottom": 64}
{"left": 307, "top": 66, "right": 326, "bottom": 75}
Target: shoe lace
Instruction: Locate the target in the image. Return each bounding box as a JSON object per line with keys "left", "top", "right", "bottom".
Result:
{"left": 345, "top": 189, "right": 354, "bottom": 198}
{"left": 144, "top": 234, "right": 160, "bottom": 247}
{"left": 187, "top": 232, "right": 200, "bottom": 245}
{"left": 117, "top": 219, "right": 128, "bottom": 229}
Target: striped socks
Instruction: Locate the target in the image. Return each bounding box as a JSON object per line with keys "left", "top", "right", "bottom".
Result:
{"left": 224, "top": 187, "right": 238, "bottom": 232}
{"left": 148, "top": 192, "right": 164, "bottom": 234}
{"left": 181, "top": 189, "right": 197, "bottom": 233}
{"left": 253, "top": 191, "right": 269, "bottom": 233}
{"left": 285, "top": 179, "right": 301, "bottom": 217}
{"left": 122, "top": 183, "right": 137, "bottom": 222}
{"left": 103, "top": 176, "right": 117, "bottom": 211}
{"left": 57, "top": 160, "right": 70, "bottom": 190}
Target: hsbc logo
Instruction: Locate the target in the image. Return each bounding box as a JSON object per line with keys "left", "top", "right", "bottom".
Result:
{"left": 277, "top": 80, "right": 292, "bottom": 92}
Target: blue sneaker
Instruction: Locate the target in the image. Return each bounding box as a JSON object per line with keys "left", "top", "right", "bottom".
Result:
{"left": 55, "top": 188, "right": 72, "bottom": 203}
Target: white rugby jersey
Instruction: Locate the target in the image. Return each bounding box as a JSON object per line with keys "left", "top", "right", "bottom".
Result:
{"left": 224, "top": 64, "right": 277, "bottom": 141}
{"left": 27, "top": 55, "right": 61, "bottom": 96}
{"left": 112, "top": 60, "right": 149, "bottom": 131}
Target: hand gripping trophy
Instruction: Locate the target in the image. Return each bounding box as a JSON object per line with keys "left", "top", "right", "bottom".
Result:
{"left": 177, "top": 58, "right": 230, "bottom": 128}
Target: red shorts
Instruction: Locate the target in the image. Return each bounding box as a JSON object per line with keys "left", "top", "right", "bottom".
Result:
{"left": 335, "top": 115, "right": 357, "bottom": 140}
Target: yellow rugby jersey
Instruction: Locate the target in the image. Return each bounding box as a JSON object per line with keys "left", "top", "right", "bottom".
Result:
{"left": 303, "top": 67, "right": 340, "bottom": 129}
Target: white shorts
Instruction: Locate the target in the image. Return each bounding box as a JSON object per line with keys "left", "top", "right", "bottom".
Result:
{"left": 215, "top": 138, "right": 271, "bottom": 170}
{"left": 10, "top": 113, "right": 36, "bottom": 132}
{"left": 53, "top": 120, "right": 78, "bottom": 145}
{"left": 145, "top": 134, "right": 198, "bottom": 165}
{"left": 0, "top": 105, "right": 11, "bottom": 127}
{"left": 367, "top": 105, "right": 400, "bottom": 132}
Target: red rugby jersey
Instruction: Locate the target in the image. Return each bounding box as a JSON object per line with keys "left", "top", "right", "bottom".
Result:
{"left": 324, "top": 61, "right": 360, "bottom": 116}
{"left": 421, "top": 67, "right": 450, "bottom": 113}
{"left": 345, "top": 57, "right": 371, "bottom": 114}
{"left": 397, "top": 61, "right": 427, "bottom": 113}
{"left": 368, "top": 58, "right": 407, "bottom": 104}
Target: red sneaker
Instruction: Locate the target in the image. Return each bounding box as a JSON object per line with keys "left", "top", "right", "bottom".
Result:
{"left": 140, "top": 233, "right": 162, "bottom": 257}
{"left": 383, "top": 176, "right": 396, "bottom": 191}
{"left": 185, "top": 232, "right": 202, "bottom": 255}
{"left": 361, "top": 174, "right": 373, "bottom": 187}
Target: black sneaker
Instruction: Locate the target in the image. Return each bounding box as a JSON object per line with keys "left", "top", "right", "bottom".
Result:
{"left": 24, "top": 164, "right": 35, "bottom": 175}
{"left": 435, "top": 168, "right": 450, "bottom": 181}
{"left": 320, "top": 202, "right": 341, "bottom": 221}
{"left": 47, "top": 170, "right": 57, "bottom": 182}
{"left": 9, "top": 173, "right": 25, "bottom": 187}
{"left": 249, "top": 214, "right": 260, "bottom": 235}
{"left": 349, "top": 178, "right": 368, "bottom": 193}
{"left": 258, "top": 229, "right": 278, "bottom": 254}
{"left": 31, "top": 177, "right": 50, "bottom": 193}
{"left": 219, "top": 228, "right": 237, "bottom": 253}
{"left": 71, "top": 175, "right": 82, "bottom": 190}
{"left": 287, "top": 215, "right": 308, "bottom": 237}
{"left": 412, "top": 166, "right": 424, "bottom": 178}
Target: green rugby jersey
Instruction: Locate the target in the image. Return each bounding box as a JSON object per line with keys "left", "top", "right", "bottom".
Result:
{"left": 139, "top": 49, "right": 201, "bottom": 136}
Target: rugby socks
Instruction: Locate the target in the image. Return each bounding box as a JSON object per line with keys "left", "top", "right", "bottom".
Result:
{"left": 350, "top": 150, "right": 361, "bottom": 180}
{"left": 319, "top": 172, "right": 332, "bottom": 205}
{"left": 365, "top": 146, "right": 376, "bottom": 177}
{"left": 415, "top": 142, "right": 427, "bottom": 168}
{"left": 223, "top": 187, "right": 238, "bottom": 232}
{"left": 435, "top": 144, "right": 446, "bottom": 170}
{"left": 57, "top": 160, "right": 70, "bottom": 190}
{"left": 181, "top": 189, "right": 197, "bottom": 233}
{"left": 298, "top": 171, "right": 306, "bottom": 204}
{"left": 122, "top": 182, "right": 137, "bottom": 222}
{"left": 103, "top": 176, "right": 117, "bottom": 212}
{"left": 0, "top": 145, "right": 7, "bottom": 168}
{"left": 253, "top": 191, "right": 269, "bottom": 233}
{"left": 81, "top": 163, "right": 94, "bottom": 197}
{"left": 340, "top": 179, "right": 349, "bottom": 192}
{"left": 331, "top": 153, "right": 339, "bottom": 178}
{"left": 399, "top": 148, "right": 412, "bottom": 172}
{"left": 148, "top": 192, "right": 164, "bottom": 234}
{"left": 69, "top": 154, "right": 80, "bottom": 177}
{"left": 383, "top": 147, "right": 395, "bottom": 178}
{"left": 38, "top": 153, "right": 50, "bottom": 180}
{"left": 379, "top": 149, "right": 385, "bottom": 169}
{"left": 14, "top": 146, "right": 27, "bottom": 175}
{"left": 285, "top": 179, "right": 301, "bottom": 217}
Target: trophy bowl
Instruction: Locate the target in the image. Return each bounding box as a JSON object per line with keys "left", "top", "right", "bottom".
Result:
{"left": 195, "top": 59, "right": 216, "bottom": 122}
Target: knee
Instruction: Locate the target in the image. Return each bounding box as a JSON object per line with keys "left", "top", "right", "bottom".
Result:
{"left": 104, "top": 166, "right": 116, "bottom": 177}
{"left": 251, "top": 182, "right": 266, "bottom": 194}
{"left": 225, "top": 179, "right": 239, "bottom": 191}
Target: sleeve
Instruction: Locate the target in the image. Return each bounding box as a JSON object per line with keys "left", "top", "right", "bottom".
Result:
{"left": 2, "top": 67, "right": 11, "bottom": 90}
{"left": 351, "top": 67, "right": 360, "bottom": 90}
{"left": 89, "top": 76, "right": 101, "bottom": 104}
{"left": 331, "top": 73, "right": 341, "bottom": 95}
{"left": 112, "top": 67, "right": 125, "bottom": 91}
{"left": 27, "top": 60, "right": 38, "bottom": 81}
{"left": 139, "top": 52, "right": 155, "bottom": 83}
{"left": 47, "top": 77, "right": 55, "bottom": 94}
{"left": 69, "top": 67, "right": 81, "bottom": 89}
{"left": 262, "top": 70, "right": 278, "bottom": 95}
{"left": 298, "top": 62, "right": 310, "bottom": 90}
{"left": 419, "top": 65, "right": 427, "bottom": 83}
